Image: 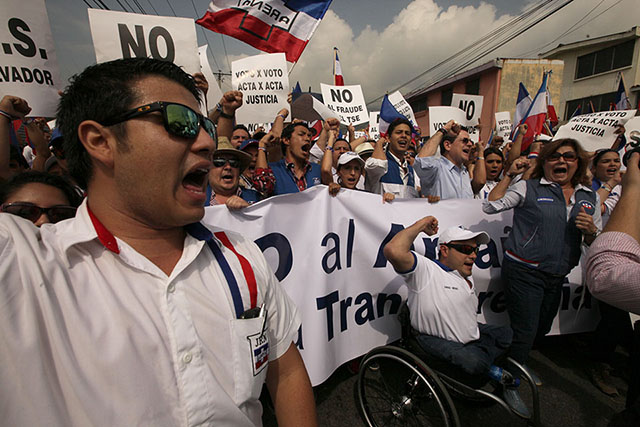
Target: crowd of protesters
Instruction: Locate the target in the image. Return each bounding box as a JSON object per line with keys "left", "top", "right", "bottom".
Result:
{"left": 1, "top": 58, "right": 639, "bottom": 426}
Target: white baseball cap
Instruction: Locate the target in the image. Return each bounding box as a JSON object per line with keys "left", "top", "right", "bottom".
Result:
{"left": 337, "top": 151, "right": 365, "bottom": 167}
{"left": 438, "top": 226, "right": 490, "bottom": 245}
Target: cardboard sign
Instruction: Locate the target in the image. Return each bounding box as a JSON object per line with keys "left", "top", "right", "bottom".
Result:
{"left": 88, "top": 9, "right": 200, "bottom": 75}
{"left": 0, "top": 0, "right": 62, "bottom": 117}
{"left": 553, "top": 110, "right": 636, "bottom": 152}
{"left": 198, "top": 44, "right": 224, "bottom": 113}
{"left": 428, "top": 106, "right": 480, "bottom": 142}
{"left": 495, "top": 111, "right": 512, "bottom": 140}
{"left": 451, "top": 93, "right": 484, "bottom": 126}
{"left": 388, "top": 91, "right": 417, "bottom": 126}
{"left": 232, "top": 53, "right": 289, "bottom": 125}
{"left": 320, "top": 83, "right": 368, "bottom": 126}
{"left": 368, "top": 111, "right": 380, "bottom": 140}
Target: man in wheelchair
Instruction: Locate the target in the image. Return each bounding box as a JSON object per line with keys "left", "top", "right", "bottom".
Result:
{"left": 383, "top": 216, "right": 530, "bottom": 418}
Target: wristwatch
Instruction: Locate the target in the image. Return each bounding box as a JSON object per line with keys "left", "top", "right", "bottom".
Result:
{"left": 216, "top": 103, "right": 234, "bottom": 119}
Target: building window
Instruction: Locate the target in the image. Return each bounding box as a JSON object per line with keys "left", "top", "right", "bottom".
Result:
{"left": 575, "top": 39, "right": 635, "bottom": 79}
{"left": 565, "top": 91, "right": 617, "bottom": 119}
{"left": 441, "top": 88, "right": 453, "bottom": 106}
{"left": 409, "top": 96, "right": 427, "bottom": 113}
{"left": 465, "top": 79, "right": 480, "bottom": 95}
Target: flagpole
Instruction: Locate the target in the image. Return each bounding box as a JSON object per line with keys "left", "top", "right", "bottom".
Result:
{"left": 619, "top": 71, "right": 631, "bottom": 105}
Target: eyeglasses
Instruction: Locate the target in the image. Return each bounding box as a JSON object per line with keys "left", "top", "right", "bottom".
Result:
{"left": 102, "top": 101, "right": 216, "bottom": 141}
{"left": 445, "top": 243, "right": 479, "bottom": 255}
{"left": 212, "top": 157, "right": 240, "bottom": 168}
{"left": 548, "top": 151, "right": 577, "bottom": 162}
{"left": 1, "top": 202, "right": 76, "bottom": 223}
{"left": 406, "top": 152, "right": 417, "bottom": 158}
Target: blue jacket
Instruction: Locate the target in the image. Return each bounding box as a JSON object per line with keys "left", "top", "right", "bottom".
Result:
{"left": 269, "top": 159, "right": 321, "bottom": 195}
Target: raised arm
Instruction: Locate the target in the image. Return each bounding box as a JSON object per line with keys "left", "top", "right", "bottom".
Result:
{"left": 508, "top": 123, "right": 527, "bottom": 165}
{"left": 27, "top": 119, "right": 52, "bottom": 172}
{"left": 487, "top": 157, "right": 529, "bottom": 201}
{"left": 383, "top": 216, "right": 439, "bottom": 272}
{"left": 470, "top": 138, "right": 487, "bottom": 194}
{"left": 418, "top": 119, "right": 458, "bottom": 158}
{"left": 213, "top": 91, "right": 243, "bottom": 141}
{"left": 321, "top": 130, "right": 337, "bottom": 185}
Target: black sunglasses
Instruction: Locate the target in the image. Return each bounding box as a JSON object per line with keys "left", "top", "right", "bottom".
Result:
{"left": 212, "top": 157, "right": 240, "bottom": 168}
{"left": 1, "top": 202, "right": 77, "bottom": 223}
{"left": 548, "top": 151, "right": 577, "bottom": 161}
{"left": 102, "top": 101, "right": 216, "bottom": 141}
{"left": 445, "top": 243, "right": 479, "bottom": 255}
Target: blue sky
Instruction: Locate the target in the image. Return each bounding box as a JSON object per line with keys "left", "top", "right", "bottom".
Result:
{"left": 44, "top": 0, "right": 639, "bottom": 102}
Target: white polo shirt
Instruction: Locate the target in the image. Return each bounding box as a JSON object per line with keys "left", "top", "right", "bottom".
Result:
{"left": 400, "top": 252, "right": 480, "bottom": 344}
{"left": 0, "top": 200, "right": 300, "bottom": 426}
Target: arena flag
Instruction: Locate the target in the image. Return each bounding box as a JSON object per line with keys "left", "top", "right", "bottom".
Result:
{"left": 615, "top": 72, "right": 631, "bottom": 111}
{"left": 197, "top": 0, "right": 333, "bottom": 63}
{"left": 519, "top": 72, "right": 549, "bottom": 151}
{"left": 378, "top": 94, "right": 407, "bottom": 137}
{"left": 510, "top": 82, "right": 532, "bottom": 139}
{"left": 333, "top": 47, "right": 344, "bottom": 86}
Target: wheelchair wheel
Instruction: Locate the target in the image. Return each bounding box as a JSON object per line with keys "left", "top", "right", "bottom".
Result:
{"left": 356, "top": 346, "right": 460, "bottom": 427}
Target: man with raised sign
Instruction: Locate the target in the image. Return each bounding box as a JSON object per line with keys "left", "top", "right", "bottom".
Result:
{"left": 415, "top": 119, "right": 486, "bottom": 199}
{"left": 0, "top": 58, "right": 317, "bottom": 426}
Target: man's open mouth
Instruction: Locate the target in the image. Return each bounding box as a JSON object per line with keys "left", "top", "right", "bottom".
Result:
{"left": 182, "top": 167, "right": 210, "bottom": 193}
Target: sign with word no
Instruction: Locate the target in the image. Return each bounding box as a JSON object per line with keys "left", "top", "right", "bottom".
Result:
{"left": 0, "top": 0, "right": 62, "bottom": 117}
{"left": 320, "top": 83, "right": 368, "bottom": 126}
{"left": 88, "top": 10, "right": 200, "bottom": 75}
{"left": 451, "top": 93, "right": 484, "bottom": 126}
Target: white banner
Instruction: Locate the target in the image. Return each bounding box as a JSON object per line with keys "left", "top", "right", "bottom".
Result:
{"left": 428, "top": 106, "right": 480, "bottom": 142}
{"left": 320, "top": 83, "right": 369, "bottom": 126}
{"left": 203, "top": 187, "right": 598, "bottom": 386}
{"left": 554, "top": 110, "right": 637, "bottom": 152}
{"left": 451, "top": 93, "right": 484, "bottom": 126}
{"left": 388, "top": 91, "right": 417, "bottom": 126}
{"left": 88, "top": 10, "right": 200, "bottom": 75}
{"left": 0, "top": 0, "right": 62, "bottom": 117}
{"left": 198, "top": 45, "right": 224, "bottom": 113}
{"left": 368, "top": 111, "right": 380, "bottom": 140}
{"left": 232, "top": 53, "right": 289, "bottom": 125}
{"left": 495, "top": 111, "right": 512, "bottom": 140}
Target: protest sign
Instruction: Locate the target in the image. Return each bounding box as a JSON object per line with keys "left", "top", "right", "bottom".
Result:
{"left": 320, "top": 83, "right": 369, "bottom": 126}
{"left": 388, "top": 91, "right": 417, "bottom": 126}
{"left": 0, "top": 0, "right": 62, "bottom": 117}
{"left": 553, "top": 110, "right": 636, "bottom": 152}
{"left": 245, "top": 122, "right": 273, "bottom": 135}
{"left": 88, "top": 10, "right": 200, "bottom": 75}
{"left": 451, "top": 93, "right": 483, "bottom": 126}
{"left": 204, "top": 187, "right": 598, "bottom": 386}
{"left": 198, "top": 45, "right": 224, "bottom": 113}
{"left": 232, "top": 53, "right": 289, "bottom": 125}
{"left": 368, "top": 111, "right": 380, "bottom": 140}
{"left": 430, "top": 105, "right": 480, "bottom": 142}
{"left": 495, "top": 111, "right": 512, "bottom": 140}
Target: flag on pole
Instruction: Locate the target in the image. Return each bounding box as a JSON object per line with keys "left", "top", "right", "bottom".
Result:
{"left": 333, "top": 47, "right": 344, "bottom": 86}
{"left": 196, "top": 0, "right": 333, "bottom": 63}
{"left": 570, "top": 104, "right": 582, "bottom": 119}
{"left": 379, "top": 94, "right": 407, "bottom": 137}
{"left": 511, "top": 83, "right": 532, "bottom": 139}
{"left": 615, "top": 72, "right": 631, "bottom": 110}
{"left": 584, "top": 100, "right": 595, "bottom": 114}
{"left": 519, "top": 72, "right": 549, "bottom": 151}
{"left": 546, "top": 87, "right": 558, "bottom": 129}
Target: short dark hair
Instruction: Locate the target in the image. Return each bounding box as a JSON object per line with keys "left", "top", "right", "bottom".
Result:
{"left": 483, "top": 147, "right": 504, "bottom": 161}
{"left": 440, "top": 126, "right": 469, "bottom": 154}
{"left": 57, "top": 58, "right": 200, "bottom": 189}
{"left": 233, "top": 124, "right": 250, "bottom": 136}
{"left": 0, "top": 171, "right": 83, "bottom": 207}
{"left": 334, "top": 138, "right": 352, "bottom": 150}
{"left": 387, "top": 118, "right": 412, "bottom": 136}
{"left": 280, "top": 122, "right": 310, "bottom": 155}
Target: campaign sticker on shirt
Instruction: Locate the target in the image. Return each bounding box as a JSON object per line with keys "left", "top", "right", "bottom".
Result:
{"left": 579, "top": 200, "right": 596, "bottom": 215}
{"left": 247, "top": 332, "right": 269, "bottom": 376}
{"left": 537, "top": 197, "right": 554, "bottom": 203}
{"left": 312, "top": 177, "right": 322, "bottom": 186}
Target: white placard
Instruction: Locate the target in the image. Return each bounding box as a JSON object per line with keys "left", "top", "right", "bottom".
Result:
{"left": 451, "top": 93, "right": 484, "bottom": 126}
{"left": 429, "top": 106, "right": 480, "bottom": 142}
{"left": 312, "top": 96, "right": 335, "bottom": 121}
{"left": 0, "top": 0, "right": 62, "bottom": 117}
{"left": 198, "top": 45, "right": 224, "bottom": 113}
{"left": 88, "top": 9, "right": 200, "bottom": 75}
{"left": 320, "top": 83, "right": 369, "bottom": 126}
{"left": 495, "top": 111, "right": 512, "bottom": 140}
{"left": 232, "top": 53, "right": 289, "bottom": 125}
{"left": 388, "top": 91, "right": 417, "bottom": 126}
{"left": 368, "top": 111, "right": 380, "bottom": 140}
{"left": 203, "top": 187, "right": 598, "bottom": 386}
{"left": 553, "top": 110, "right": 637, "bottom": 152}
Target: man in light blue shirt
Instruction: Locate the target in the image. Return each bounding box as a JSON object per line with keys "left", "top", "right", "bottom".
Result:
{"left": 414, "top": 120, "right": 485, "bottom": 200}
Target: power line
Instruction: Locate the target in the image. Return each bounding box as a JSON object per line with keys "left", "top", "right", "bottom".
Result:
{"left": 132, "top": 0, "right": 147, "bottom": 13}
{"left": 114, "top": 0, "right": 131, "bottom": 12}
{"left": 81, "top": 0, "right": 96, "bottom": 8}
{"left": 145, "top": 0, "right": 159, "bottom": 14}
{"left": 95, "top": 0, "right": 110, "bottom": 10}
{"left": 164, "top": 0, "right": 177, "bottom": 16}
{"left": 220, "top": 34, "right": 231, "bottom": 72}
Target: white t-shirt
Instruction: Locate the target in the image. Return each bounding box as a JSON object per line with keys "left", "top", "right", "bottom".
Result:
{"left": 401, "top": 252, "right": 480, "bottom": 344}
{"left": 0, "top": 201, "right": 300, "bottom": 426}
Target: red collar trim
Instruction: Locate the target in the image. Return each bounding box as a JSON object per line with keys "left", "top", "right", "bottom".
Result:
{"left": 87, "top": 205, "right": 120, "bottom": 254}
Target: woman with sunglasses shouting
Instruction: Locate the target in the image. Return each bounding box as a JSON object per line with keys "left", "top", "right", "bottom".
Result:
{"left": 0, "top": 171, "right": 82, "bottom": 226}
{"left": 482, "top": 138, "right": 601, "bottom": 383}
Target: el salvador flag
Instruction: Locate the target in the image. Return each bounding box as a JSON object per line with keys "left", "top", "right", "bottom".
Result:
{"left": 378, "top": 94, "right": 407, "bottom": 137}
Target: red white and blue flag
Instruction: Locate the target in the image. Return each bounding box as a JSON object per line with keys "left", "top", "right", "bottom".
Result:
{"left": 378, "top": 94, "right": 407, "bottom": 137}
{"left": 511, "top": 82, "right": 532, "bottom": 139}
{"left": 546, "top": 87, "right": 558, "bottom": 129}
{"left": 333, "top": 47, "right": 344, "bottom": 86}
{"left": 519, "top": 72, "right": 549, "bottom": 151}
{"left": 197, "top": 0, "right": 333, "bottom": 63}
{"left": 615, "top": 72, "right": 631, "bottom": 110}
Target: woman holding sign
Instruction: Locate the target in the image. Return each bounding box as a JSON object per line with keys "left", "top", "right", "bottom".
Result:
{"left": 482, "top": 138, "right": 602, "bottom": 382}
